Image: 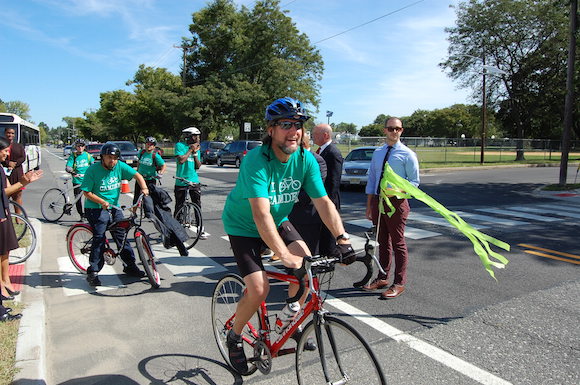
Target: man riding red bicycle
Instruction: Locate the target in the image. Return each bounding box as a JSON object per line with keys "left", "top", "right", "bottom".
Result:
{"left": 221, "top": 97, "right": 356, "bottom": 374}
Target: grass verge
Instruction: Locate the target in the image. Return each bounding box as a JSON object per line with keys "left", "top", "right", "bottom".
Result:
{"left": 0, "top": 301, "right": 23, "bottom": 385}
{"left": 542, "top": 183, "right": 580, "bottom": 191}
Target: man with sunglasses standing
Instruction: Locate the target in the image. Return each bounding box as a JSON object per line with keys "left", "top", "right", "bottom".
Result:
{"left": 221, "top": 97, "right": 356, "bottom": 375}
{"left": 364, "top": 117, "right": 419, "bottom": 299}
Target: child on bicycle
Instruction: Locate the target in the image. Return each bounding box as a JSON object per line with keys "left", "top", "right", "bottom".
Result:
{"left": 221, "top": 97, "right": 356, "bottom": 374}
{"left": 80, "top": 143, "right": 150, "bottom": 287}
{"left": 133, "top": 136, "right": 166, "bottom": 204}
{"left": 65, "top": 139, "right": 94, "bottom": 220}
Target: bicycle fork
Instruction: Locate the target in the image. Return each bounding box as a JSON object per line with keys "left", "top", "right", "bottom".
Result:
{"left": 313, "top": 312, "right": 349, "bottom": 385}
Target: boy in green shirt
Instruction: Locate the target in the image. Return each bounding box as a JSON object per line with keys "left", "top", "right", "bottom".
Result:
{"left": 65, "top": 139, "right": 94, "bottom": 219}
{"left": 80, "top": 143, "right": 149, "bottom": 287}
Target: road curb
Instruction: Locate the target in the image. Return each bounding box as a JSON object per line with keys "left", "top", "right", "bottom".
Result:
{"left": 13, "top": 218, "right": 47, "bottom": 385}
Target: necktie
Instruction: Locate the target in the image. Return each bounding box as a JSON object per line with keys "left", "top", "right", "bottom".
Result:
{"left": 376, "top": 145, "right": 393, "bottom": 195}
{"left": 316, "top": 147, "right": 321, "bottom": 154}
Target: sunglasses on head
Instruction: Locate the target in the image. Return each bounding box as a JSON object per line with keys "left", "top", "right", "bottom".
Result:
{"left": 385, "top": 126, "right": 402, "bottom": 132}
{"left": 277, "top": 121, "right": 303, "bottom": 130}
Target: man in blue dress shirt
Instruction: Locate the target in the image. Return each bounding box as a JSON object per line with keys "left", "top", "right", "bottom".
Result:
{"left": 364, "top": 117, "right": 420, "bottom": 299}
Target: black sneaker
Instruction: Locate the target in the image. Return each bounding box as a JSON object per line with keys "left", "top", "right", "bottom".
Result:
{"left": 86, "top": 272, "right": 101, "bottom": 287}
{"left": 291, "top": 329, "right": 317, "bottom": 351}
{"left": 226, "top": 330, "right": 249, "bottom": 375}
{"left": 123, "top": 264, "right": 146, "bottom": 278}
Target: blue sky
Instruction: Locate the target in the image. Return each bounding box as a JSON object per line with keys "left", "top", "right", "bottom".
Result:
{"left": 1, "top": 0, "right": 470, "bottom": 130}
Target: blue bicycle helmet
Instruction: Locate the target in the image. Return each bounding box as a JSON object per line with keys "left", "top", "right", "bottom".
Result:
{"left": 265, "top": 97, "right": 310, "bottom": 122}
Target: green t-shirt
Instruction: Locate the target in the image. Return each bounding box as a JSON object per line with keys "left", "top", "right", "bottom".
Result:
{"left": 222, "top": 145, "right": 327, "bottom": 237}
{"left": 137, "top": 150, "right": 165, "bottom": 180}
{"left": 174, "top": 142, "right": 200, "bottom": 186}
{"left": 66, "top": 152, "right": 94, "bottom": 185}
{"left": 80, "top": 161, "right": 137, "bottom": 209}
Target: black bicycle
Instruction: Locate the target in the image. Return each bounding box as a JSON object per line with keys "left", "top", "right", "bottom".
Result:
{"left": 173, "top": 176, "right": 203, "bottom": 249}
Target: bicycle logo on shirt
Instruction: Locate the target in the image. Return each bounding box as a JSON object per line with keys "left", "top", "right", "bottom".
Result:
{"left": 279, "top": 177, "right": 301, "bottom": 193}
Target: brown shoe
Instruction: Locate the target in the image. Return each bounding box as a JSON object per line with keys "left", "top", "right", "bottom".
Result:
{"left": 362, "top": 278, "right": 389, "bottom": 291}
{"left": 380, "top": 284, "right": 405, "bottom": 299}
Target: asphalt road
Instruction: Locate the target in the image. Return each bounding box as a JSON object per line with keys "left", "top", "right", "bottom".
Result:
{"left": 17, "top": 148, "right": 580, "bottom": 384}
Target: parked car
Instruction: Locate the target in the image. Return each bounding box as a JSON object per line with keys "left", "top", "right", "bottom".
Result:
{"left": 340, "top": 146, "right": 378, "bottom": 187}
{"left": 217, "top": 140, "right": 262, "bottom": 168}
{"left": 62, "top": 145, "right": 73, "bottom": 157}
{"left": 200, "top": 141, "right": 226, "bottom": 164}
{"left": 106, "top": 140, "right": 139, "bottom": 167}
{"left": 86, "top": 143, "right": 104, "bottom": 160}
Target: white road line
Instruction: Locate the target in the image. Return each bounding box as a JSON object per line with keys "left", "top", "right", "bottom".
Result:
{"left": 410, "top": 212, "right": 488, "bottom": 230}
{"left": 475, "top": 208, "right": 561, "bottom": 222}
{"left": 507, "top": 206, "right": 580, "bottom": 219}
{"left": 346, "top": 219, "right": 441, "bottom": 240}
{"left": 454, "top": 211, "right": 530, "bottom": 226}
{"left": 152, "top": 244, "right": 227, "bottom": 277}
{"left": 536, "top": 203, "right": 580, "bottom": 213}
{"left": 57, "top": 257, "right": 123, "bottom": 296}
{"left": 325, "top": 296, "right": 512, "bottom": 385}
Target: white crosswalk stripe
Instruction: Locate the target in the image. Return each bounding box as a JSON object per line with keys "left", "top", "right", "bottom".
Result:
{"left": 409, "top": 212, "right": 489, "bottom": 230}
{"left": 507, "top": 206, "right": 580, "bottom": 219}
{"left": 57, "top": 257, "right": 125, "bottom": 297}
{"left": 536, "top": 203, "right": 580, "bottom": 214}
{"left": 475, "top": 208, "right": 561, "bottom": 222}
{"left": 151, "top": 244, "right": 227, "bottom": 277}
{"left": 346, "top": 218, "right": 441, "bottom": 240}
{"left": 454, "top": 211, "right": 530, "bottom": 226}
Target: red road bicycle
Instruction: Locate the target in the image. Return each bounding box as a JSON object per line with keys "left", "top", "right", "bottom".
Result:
{"left": 65, "top": 194, "right": 161, "bottom": 289}
{"left": 211, "top": 231, "right": 387, "bottom": 384}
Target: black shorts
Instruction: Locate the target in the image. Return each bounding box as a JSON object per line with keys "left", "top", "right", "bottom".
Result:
{"left": 228, "top": 221, "right": 303, "bottom": 277}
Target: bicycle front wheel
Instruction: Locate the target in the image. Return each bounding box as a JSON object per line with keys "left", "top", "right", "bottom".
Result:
{"left": 66, "top": 225, "right": 93, "bottom": 273}
{"left": 296, "top": 315, "right": 387, "bottom": 385}
{"left": 135, "top": 230, "right": 160, "bottom": 289}
{"left": 41, "top": 188, "right": 67, "bottom": 222}
{"left": 9, "top": 214, "right": 37, "bottom": 265}
{"left": 176, "top": 202, "right": 202, "bottom": 249}
{"left": 211, "top": 274, "right": 259, "bottom": 376}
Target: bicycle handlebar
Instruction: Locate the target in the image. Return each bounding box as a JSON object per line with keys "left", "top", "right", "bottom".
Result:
{"left": 286, "top": 255, "right": 341, "bottom": 303}
{"left": 173, "top": 176, "right": 207, "bottom": 187}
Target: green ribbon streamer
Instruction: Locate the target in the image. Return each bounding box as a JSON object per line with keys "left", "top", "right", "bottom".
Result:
{"left": 379, "top": 164, "right": 509, "bottom": 280}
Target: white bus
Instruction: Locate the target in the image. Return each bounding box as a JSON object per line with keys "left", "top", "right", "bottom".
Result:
{"left": 0, "top": 112, "right": 41, "bottom": 173}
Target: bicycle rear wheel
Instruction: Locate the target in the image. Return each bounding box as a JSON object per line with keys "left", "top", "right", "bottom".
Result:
{"left": 211, "top": 274, "right": 259, "bottom": 375}
{"left": 9, "top": 214, "right": 37, "bottom": 264}
{"left": 176, "top": 202, "right": 202, "bottom": 249}
{"left": 296, "top": 315, "right": 387, "bottom": 385}
{"left": 135, "top": 230, "right": 160, "bottom": 289}
{"left": 66, "top": 225, "right": 93, "bottom": 273}
{"left": 41, "top": 188, "right": 67, "bottom": 222}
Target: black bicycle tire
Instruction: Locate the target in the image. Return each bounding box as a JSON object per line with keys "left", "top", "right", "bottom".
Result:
{"left": 176, "top": 202, "right": 203, "bottom": 249}
{"left": 66, "top": 225, "right": 93, "bottom": 273}
{"left": 8, "top": 213, "right": 37, "bottom": 265}
{"left": 211, "top": 274, "right": 259, "bottom": 376}
{"left": 135, "top": 230, "right": 161, "bottom": 289}
{"left": 40, "top": 188, "right": 67, "bottom": 222}
{"left": 295, "top": 314, "right": 387, "bottom": 385}
{"left": 9, "top": 200, "right": 28, "bottom": 220}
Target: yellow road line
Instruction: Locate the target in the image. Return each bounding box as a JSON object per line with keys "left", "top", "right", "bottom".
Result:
{"left": 518, "top": 244, "right": 580, "bottom": 260}
{"left": 522, "top": 250, "right": 580, "bottom": 265}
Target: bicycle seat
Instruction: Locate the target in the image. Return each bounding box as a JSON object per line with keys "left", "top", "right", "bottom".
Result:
{"left": 59, "top": 174, "right": 72, "bottom": 181}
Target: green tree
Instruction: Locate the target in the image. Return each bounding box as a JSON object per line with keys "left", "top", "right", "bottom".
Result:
{"left": 335, "top": 122, "right": 357, "bottom": 135}
{"left": 441, "top": 0, "right": 576, "bottom": 160}
{"left": 182, "top": 0, "right": 324, "bottom": 137}
{"left": 37, "top": 122, "right": 49, "bottom": 144}
{"left": 1, "top": 100, "right": 31, "bottom": 120}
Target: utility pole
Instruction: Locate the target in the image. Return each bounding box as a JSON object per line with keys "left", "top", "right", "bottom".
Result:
{"left": 174, "top": 44, "right": 190, "bottom": 87}
{"left": 481, "top": 55, "right": 487, "bottom": 164}
{"left": 559, "top": 0, "right": 578, "bottom": 186}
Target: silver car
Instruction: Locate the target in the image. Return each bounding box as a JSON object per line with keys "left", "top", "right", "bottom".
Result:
{"left": 340, "top": 146, "right": 378, "bottom": 186}
{"left": 63, "top": 145, "right": 73, "bottom": 157}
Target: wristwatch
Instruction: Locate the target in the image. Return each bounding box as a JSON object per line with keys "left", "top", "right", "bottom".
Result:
{"left": 336, "top": 233, "right": 350, "bottom": 242}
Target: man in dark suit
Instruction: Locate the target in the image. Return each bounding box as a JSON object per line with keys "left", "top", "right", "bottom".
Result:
{"left": 313, "top": 123, "right": 344, "bottom": 256}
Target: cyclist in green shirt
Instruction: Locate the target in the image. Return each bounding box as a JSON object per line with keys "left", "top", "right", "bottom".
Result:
{"left": 65, "top": 139, "right": 94, "bottom": 219}
{"left": 222, "top": 97, "right": 356, "bottom": 374}
{"left": 80, "top": 143, "right": 150, "bottom": 287}
{"left": 174, "top": 127, "right": 209, "bottom": 239}
{"left": 134, "top": 136, "right": 166, "bottom": 204}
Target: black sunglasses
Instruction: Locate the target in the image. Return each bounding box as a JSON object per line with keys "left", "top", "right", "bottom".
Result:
{"left": 385, "top": 126, "right": 402, "bottom": 132}
{"left": 277, "top": 121, "right": 304, "bottom": 130}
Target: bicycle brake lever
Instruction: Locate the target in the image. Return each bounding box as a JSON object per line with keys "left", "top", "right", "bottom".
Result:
{"left": 286, "top": 263, "right": 307, "bottom": 303}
